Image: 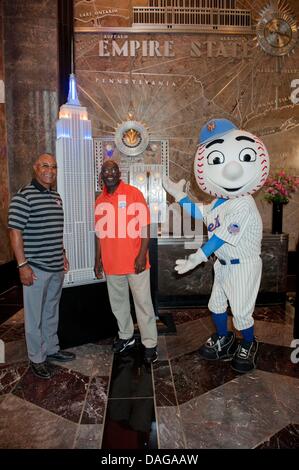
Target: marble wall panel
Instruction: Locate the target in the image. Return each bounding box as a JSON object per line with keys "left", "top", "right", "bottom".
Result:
{"left": 4, "top": 0, "right": 58, "bottom": 19}
{"left": 4, "top": 17, "right": 58, "bottom": 87}
{"left": 3, "top": 0, "right": 58, "bottom": 191}
{"left": 7, "top": 128, "right": 57, "bottom": 196}
{"left": 0, "top": 0, "right": 11, "bottom": 263}
{"left": 0, "top": 0, "right": 3, "bottom": 74}
{"left": 0, "top": 0, "right": 59, "bottom": 264}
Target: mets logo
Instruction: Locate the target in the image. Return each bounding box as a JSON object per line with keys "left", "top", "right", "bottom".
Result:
{"left": 227, "top": 223, "right": 240, "bottom": 234}
{"left": 207, "top": 121, "right": 216, "bottom": 132}
{"left": 207, "top": 215, "right": 220, "bottom": 232}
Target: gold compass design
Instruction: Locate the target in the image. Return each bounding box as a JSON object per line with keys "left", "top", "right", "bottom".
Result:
{"left": 114, "top": 119, "right": 149, "bottom": 157}
{"left": 256, "top": 1, "right": 298, "bottom": 56}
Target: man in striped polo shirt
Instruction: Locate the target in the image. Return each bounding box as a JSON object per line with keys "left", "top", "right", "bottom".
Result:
{"left": 8, "top": 153, "right": 75, "bottom": 379}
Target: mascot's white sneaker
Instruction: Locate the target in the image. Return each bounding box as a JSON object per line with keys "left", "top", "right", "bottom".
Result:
{"left": 198, "top": 331, "right": 237, "bottom": 361}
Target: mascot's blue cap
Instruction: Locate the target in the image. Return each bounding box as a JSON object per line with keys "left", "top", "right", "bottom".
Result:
{"left": 199, "top": 119, "right": 238, "bottom": 145}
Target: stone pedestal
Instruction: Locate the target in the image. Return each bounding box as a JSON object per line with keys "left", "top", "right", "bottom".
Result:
{"left": 158, "top": 233, "right": 289, "bottom": 307}
{"left": 58, "top": 281, "right": 118, "bottom": 349}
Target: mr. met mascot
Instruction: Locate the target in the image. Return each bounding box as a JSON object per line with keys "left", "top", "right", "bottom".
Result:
{"left": 163, "top": 119, "right": 269, "bottom": 373}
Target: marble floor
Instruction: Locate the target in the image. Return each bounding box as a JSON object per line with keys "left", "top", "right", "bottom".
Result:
{"left": 0, "top": 289, "right": 299, "bottom": 450}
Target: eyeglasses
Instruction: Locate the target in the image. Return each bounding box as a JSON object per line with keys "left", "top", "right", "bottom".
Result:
{"left": 37, "top": 164, "right": 58, "bottom": 170}
{"left": 101, "top": 168, "right": 118, "bottom": 175}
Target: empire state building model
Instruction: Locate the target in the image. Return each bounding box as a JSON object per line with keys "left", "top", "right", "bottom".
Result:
{"left": 56, "top": 74, "right": 97, "bottom": 286}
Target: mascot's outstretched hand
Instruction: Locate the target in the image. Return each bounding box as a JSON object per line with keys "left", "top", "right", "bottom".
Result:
{"left": 175, "top": 247, "right": 208, "bottom": 275}
{"left": 162, "top": 176, "right": 188, "bottom": 202}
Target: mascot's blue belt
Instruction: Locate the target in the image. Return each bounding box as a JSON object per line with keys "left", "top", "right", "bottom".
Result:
{"left": 219, "top": 259, "right": 240, "bottom": 265}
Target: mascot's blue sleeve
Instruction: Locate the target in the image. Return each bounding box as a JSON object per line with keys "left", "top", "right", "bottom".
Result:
{"left": 178, "top": 196, "right": 203, "bottom": 220}
{"left": 201, "top": 234, "right": 225, "bottom": 257}
{"left": 178, "top": 196, "right": 226, "bottom": 256}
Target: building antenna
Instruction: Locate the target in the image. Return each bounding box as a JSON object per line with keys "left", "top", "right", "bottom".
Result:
{"left": 67, "top": 35, "right": 80, "bottom": 106}
{"left": 71, "top": 33, "right": 74, "bottom": 75}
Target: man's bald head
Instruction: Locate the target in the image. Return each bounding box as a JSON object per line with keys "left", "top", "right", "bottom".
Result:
{"left": 101, "top": 159, "right": 119, "bottom": 172}
{"left": 34, "top": 153, "right": 56, "bottom": 166}
{"left": 33, "top": 154, "right": 57, "bottom": 189}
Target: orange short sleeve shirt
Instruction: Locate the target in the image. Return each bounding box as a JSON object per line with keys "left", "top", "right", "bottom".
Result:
{"left": 95, "top": 181, "right": 151, "bottom": 275}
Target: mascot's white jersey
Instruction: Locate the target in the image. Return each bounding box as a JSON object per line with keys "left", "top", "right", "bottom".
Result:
{"left": 203, "top": 195, "right": 262, "bottom": 262}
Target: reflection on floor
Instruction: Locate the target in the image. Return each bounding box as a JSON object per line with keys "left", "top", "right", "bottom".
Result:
{"left": 102, "top": 347, "right": 157, "bottom": 450}
{"left": 0, "top": 298, "right": 298, "bottom": 449}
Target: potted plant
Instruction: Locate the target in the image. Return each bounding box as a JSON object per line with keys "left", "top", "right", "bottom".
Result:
{"left": 263, "top": 170, "right": 299, "bottom": 234}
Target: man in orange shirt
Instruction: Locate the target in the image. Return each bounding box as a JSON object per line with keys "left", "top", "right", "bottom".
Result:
{"left": 94, "top": 160, "right": 158, "bottom": 364}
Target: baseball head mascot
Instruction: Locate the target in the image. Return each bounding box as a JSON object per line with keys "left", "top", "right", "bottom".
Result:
{"left": 163, "top": 119, "right": 269, "bottom": 373}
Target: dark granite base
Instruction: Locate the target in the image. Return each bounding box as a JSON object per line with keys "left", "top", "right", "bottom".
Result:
{"left": 158, "top": 234, "right": 290, "bottom": 308}
{"left": 0, "top": 285, "right": 23, "bottom": 325}
{"left": 159, "top": 294, "right": 210, "bottom": 308}
{"left": 256, "top": 424, "right": 299, "bottom": 449}
{"left": 58, "top": 282, "right": 118, "bottom": 349}
{"left": 0, "top": 262, "right": 19, "bottom": 294}
{"left": 159, "top": 293, "right": 287, "bottom": 308}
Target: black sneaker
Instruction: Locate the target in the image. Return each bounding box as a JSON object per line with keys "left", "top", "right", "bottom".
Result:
{"left": 231, "top": 339, "right": 259, "bottom": 373}
{"left": 112, "top": 336, "right": 135, "bottom": 353}
{"left": 47, "top": 350, "right": 76, "bottom": 363}
{"left": 198, "top": 331, "right": 237, "bottom": 361}
{"left": 144, "top": 347, "right": 158, "bottom": 364}
{"left": 30, "top": 361, "right": 52, "bottom": 379}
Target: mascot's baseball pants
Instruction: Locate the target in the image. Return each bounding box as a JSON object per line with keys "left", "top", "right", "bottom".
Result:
{"left": 208, "top": 258, "right": 262, "bottom": 330}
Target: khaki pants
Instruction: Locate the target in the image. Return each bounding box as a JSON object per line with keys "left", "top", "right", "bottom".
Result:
{"left": 106, "top": 269, "right": 157, "bottom": 348}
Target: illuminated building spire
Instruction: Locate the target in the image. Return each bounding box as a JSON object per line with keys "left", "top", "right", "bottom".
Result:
{"left": 67, "top": 73, "right": 80, "bottom": 106}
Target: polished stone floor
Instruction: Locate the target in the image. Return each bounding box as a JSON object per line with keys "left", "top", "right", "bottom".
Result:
{"left": 0, "top": 287, "right": 298, "bottom": 449}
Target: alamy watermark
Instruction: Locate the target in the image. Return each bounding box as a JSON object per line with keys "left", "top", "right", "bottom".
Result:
{"left": 0, "top": 339, "right": 4, "bottom": 363}
{"left": 290, "top": 79, "right": 299, "bottom": 104}
{"left": 290, "top": 339, "right": 299, "bottom": 364}
{"left": 95, "top": 198, "right": 205, "bottom": 248}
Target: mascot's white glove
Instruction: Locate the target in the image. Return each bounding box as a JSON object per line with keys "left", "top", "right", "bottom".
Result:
{"left": 162, "top": 176, "right": 188, "bottom": 202}
{"left": 175, "top": 247, "right": 208, "bottom": 275}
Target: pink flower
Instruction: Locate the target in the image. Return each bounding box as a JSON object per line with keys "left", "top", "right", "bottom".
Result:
{"left": 263, "top": 170, "right": 299, "bottom": 203}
